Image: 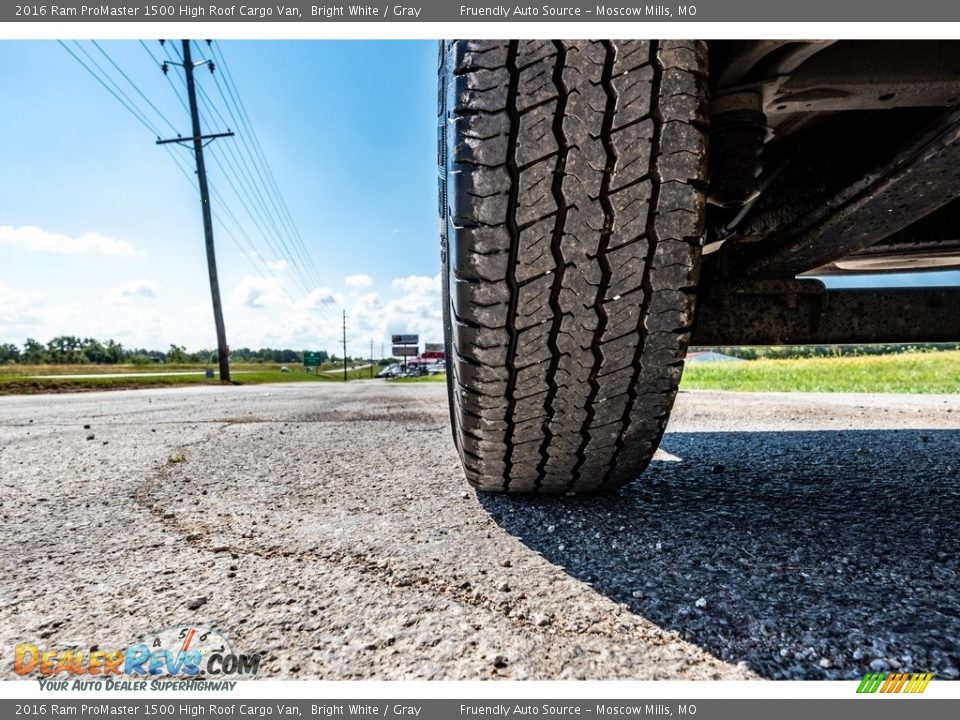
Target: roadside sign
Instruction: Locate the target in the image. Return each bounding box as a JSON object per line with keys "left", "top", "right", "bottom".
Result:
{"left": 392, "top": 346, "right": 419, "bottom": 357}
{"left": 303, "top": 351, "right": 323, "bottom": 367}
{"left": 422, "top": 351, "right": 444, "bottom": 360}
{"left": 392, "top": 334, "right": 419, "bottom": 345}
{"left": 424, "top": 343, "right": 444, "bottom": 353}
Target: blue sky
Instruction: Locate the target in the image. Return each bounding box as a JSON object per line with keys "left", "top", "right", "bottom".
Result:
{"left": 1, "top": 40, "right": 957, "bottom": 355}
{"left": 0, "top": 40, "right": 441, "bottom": 355}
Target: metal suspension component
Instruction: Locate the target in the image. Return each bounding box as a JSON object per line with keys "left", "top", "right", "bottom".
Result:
{"left": 708, "top": 92, "right": 768, "bottom": 209}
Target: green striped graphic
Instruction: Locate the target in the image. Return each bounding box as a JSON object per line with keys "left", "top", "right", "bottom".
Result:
{"left": 857, "top": 672, "right": 933, "bottom": 694}
{"left": 857, "top": 672, "right": 885, "bottom": 693}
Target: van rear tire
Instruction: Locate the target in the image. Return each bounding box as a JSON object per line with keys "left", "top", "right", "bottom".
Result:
{"left": 439, "top": 40, "right": 709, "bottom": 493}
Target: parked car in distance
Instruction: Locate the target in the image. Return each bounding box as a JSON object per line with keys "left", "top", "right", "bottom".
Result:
{"left": 377, "top": 363, "right": 403, "bottom": 378}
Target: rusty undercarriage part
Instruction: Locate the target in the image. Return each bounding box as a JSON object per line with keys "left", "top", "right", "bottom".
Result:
{"left": 691, "top": 280, "right": 960, "bottom": 345}
{"left": 708, "top": 92, "right": 768, "bottom": 208}
{"left": 705, "top": 41, "right": 960, "bottom": 281}
{"left": 726, "top": 103, "right": 960, "bottom": 278}
{"left": 712, "top": 41, "right": 960, "bottom": 128}
{"left": 810, "top": 198, "right": 960, "bottom": 274}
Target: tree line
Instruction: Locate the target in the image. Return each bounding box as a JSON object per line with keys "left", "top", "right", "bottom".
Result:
{"left": 0, "top": 336, "right": 329, "bottom": 366}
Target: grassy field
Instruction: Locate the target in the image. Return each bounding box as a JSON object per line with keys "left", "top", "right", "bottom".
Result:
{"left": 2, "top": 350, "right": 957, "bottom": 395}
{"left": 680, "top": 350, "right": 960, "bottom": 394}
{"left": 0, "top": 363, "right": 377, "bottom": 394}
{"left": 0, "top": 362, "right": 367, "bottom": 376}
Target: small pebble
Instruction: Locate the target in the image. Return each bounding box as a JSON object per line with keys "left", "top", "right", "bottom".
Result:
{"left": 186, "top": 596, "right": 208, "bottom": 610}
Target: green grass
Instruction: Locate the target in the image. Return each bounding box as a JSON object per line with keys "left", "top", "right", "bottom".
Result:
{"left": 0, "top": 365, "right": 379, "bottom": 394}
{"left": 4, "top": 351, "right": 955, "bottom": 395}
{"left": 680, "top": 350, "right": 960, "bottom": 394}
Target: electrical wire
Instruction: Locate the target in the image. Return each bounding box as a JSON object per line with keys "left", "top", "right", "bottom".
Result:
{"left": 62, "top": 39, "right": 328, "bottom": 318}
{"left": 91, "top": 41, "right": 179, "bottom": 134}
{"left": 57, "top": 40, "right": 161, "bottom": 137}
{"left": 140, "top": 39, "right": 190, "bottom": 116}
{"left": 210, "top": 41, "right": 327, "bottom": 288}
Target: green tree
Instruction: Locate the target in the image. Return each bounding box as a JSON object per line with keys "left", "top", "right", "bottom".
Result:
{"left": 0, "top": 343, "right": 20, "bottom": 364}
{"left": 167, "top": 344, "right": 188, "bottom": 364}
{"left": 47, "top": 336, "right": 83, "bottom": 364}
{"left": 104, "top": 339, "right": 124, "bottom": 364}
{"left": 81, "top": 338, "right": 107, "bottom": 364}
{"left": 23, "top": 338, "right": 48, "bottom": 364}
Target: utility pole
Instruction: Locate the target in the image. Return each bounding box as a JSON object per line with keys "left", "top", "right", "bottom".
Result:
{"left": 370, "top": 339, "right": 374, "bottom": 378}
{"left": 342, "top": 310, "right": 348, "bottom": 382}
{"left": 157, "top": 40, "right": 234, "bottom": 382}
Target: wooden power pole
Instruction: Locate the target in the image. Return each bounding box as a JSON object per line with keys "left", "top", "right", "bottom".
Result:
{"left": 342, "top": 310, "right": 348, "bottom": 382}
{"left": 157, "top": 40, "right": 234, "bottom": 382}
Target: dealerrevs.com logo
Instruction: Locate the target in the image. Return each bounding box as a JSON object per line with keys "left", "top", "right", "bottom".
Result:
{"left": 14, "top": 625, "right": 261, "bottom": 690}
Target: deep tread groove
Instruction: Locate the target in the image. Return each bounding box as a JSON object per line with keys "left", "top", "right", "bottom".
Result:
{"left": 601, "top": 43, "right": 663, "bottom": 489}
{"left": 568, "top": 40, "right": 619, "bottom": 493}
{"left": 535, "top": 41, "right": 570, "bottom": 492}
{"left": 500, "top": 42, "right": 523, "bottom": 493}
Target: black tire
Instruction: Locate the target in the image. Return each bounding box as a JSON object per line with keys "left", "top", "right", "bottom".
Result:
{"left": 439, "top": 40, "right": 708, "bottom": 493}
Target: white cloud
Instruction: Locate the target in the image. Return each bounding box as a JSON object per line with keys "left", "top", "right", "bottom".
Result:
{"left": 267, "top": 259, "right": 288, "bottom": 272}
{"left": 345, "top": 273, "right": 374, "bottom": 289}
{"left": 0, "top": 270, "right": 446, "bottom": 356}
{"left": 298, "top": 287, "right": 340, "bottom": 311}
{"left": 0, "top": 225, "right": 143, "bottom": 257}
{"left": 230, "top": 276, "right": 286, "bottom": 309}
{"left": 0, "top": 282, "right": 31, "bottom": 324}
{"left": 391, "top": 274, "right": 441, "bottom": 295}
{"left": 105, "top": 279, "right": 161, "bottom": 306}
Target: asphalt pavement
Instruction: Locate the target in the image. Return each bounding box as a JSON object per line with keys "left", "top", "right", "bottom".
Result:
{"left": 0, "top": 382, "right": 957, "bottom": 680}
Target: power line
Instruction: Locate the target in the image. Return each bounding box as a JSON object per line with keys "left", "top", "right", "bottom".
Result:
{"left": 186, "top": 47, "right": 330, "bottom": 312}
{"left": 197, "top": 96, "right": 313, "bottom": 292}
{"left": 210, "top": 41, "right": 327, "bottom": 289}
{"left": 162, "top": 143, "right": 287, "bottom": 292}
{"left": 57, "top": 41, "right": 161, "bottom": 137}
{"left": 204, "top": 58, "right": 321, "bottom": 291}
{"left": 61, "top": 39, "right": 333, "bottom": 334}
{"left": 207, "top": 144, "right": 322, "bottom": 305}
{"left": 202, "top": 138, "right": 317, "bottom": 297}
{"left": 154, "top": 40, "right": 305, "bottom": 288}
{"left": 91, "top": 41, "right": 179, "bottom": 134}
{"left": 140, "top": 40, "right": 189, "bottom": 115}
{"left": 162, "top": 39, "right": 329, "bottom": 316}
{"left": 159, "top": 117, "right": 300, "bottom": 306}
